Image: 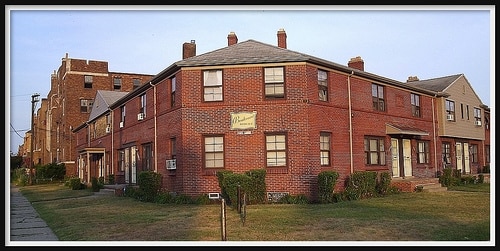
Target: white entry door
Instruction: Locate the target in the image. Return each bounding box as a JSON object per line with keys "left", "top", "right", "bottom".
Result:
{"left": 391, "top": 139, "right": 400, "bottom": 177}
{"left": 455, "top": 143, "right": 463, "bottom": 173}
{"left": 463, "top": 143, "right": 470, "bottom": 174}
{"left": 403, "top": 139, "right": 412, "bottom": 177}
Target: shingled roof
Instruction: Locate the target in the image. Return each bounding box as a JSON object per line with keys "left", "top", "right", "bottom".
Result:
{"left": 113, "top": 34, "right": 441, "bottom": 108}
{"left": 88, "top": 90, "right": 129, "bottom": 122}
{"left": 176, "top": 39, "right": 312, "bottom": 67}
{"left": 405, "top": 74, "right": 463, "bottom": 92}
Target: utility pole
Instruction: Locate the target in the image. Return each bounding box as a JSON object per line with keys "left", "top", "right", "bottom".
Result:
{"left": 29, "top": 93, "right": 40, "bottom": 185}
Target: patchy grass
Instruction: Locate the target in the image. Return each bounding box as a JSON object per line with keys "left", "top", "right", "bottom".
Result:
{"left": 15, "top": 183, "right": 490, "bottom": 243}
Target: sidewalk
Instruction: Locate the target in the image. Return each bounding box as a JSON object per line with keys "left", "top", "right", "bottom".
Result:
{"left": 8, "top": 184, "right": 59, "bottom": 243}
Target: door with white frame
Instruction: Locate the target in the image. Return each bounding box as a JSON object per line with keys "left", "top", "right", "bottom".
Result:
{"left": 391, "top": 138, "right": 413, "bottom": 178}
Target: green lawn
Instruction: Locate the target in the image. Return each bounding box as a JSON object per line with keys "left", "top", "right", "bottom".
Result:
{"left": 14, "top": 182, "right": 491, "bottom": 244}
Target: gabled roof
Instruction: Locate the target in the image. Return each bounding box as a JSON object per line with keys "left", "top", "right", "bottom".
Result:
{"left": 405, "top": 74, "right": 463, "bottom": 92}
{"left": 88, "top": 90, "right": 128, "bottom": 122}
{"left": 407, "top": 73, "right": 487, "bottom": 107}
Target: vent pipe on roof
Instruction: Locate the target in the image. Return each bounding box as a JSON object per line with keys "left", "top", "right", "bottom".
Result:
{"left": 277, "top": 28, "right": 287, "bottom": 49}
{"left": 228, "top": 32, "right": 238, "bottom": 46}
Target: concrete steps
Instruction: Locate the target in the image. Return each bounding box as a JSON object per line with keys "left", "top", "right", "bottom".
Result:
{"left": 419, "top": 183, "right": 448, "bottom": 192}
{"left": 93, "top": 188, "right": 116, "bottom": 196}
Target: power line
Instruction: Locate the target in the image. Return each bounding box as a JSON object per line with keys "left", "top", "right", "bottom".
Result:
{"left": 10, "top": 123, "right": 26, "bottom": 139}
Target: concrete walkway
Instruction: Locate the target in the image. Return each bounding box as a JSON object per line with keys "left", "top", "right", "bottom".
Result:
{"left": 8, "top": 184, "right": 59, "bottom": 243}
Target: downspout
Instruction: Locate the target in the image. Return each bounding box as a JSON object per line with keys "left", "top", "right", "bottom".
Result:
{"left": 86, "top": 122, "right": 90, "bottom": 183}
{"left": 110, "top": 109, "right": 114, "bottom": 179}
{"left": 348, "top": 71, "right": 354, "bottom": 174}
{"left": 432, "top": 95, "right": 438, "bottom": 177}
{"left": 150, "top": 82, "right": 158, "bottom": 173}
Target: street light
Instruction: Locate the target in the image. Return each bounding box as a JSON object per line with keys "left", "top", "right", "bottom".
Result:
{"left": 29, "top": 93, "right": 40, "bottom": 185}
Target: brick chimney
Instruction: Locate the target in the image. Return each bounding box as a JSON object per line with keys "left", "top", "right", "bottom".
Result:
{"left": 277, "top": 28, "right": 287, "bottom": 49}
{"left": 227, "top": 32, "right": 238, "bottom": 46}
{"left": 348, "top": 56, "right": 364, "bottom": 71}
{"left": 407, "top": 76, "right": 420, "bottom": 82}
{"left": 183, "top": 40, "right": 196, "bottom": 59}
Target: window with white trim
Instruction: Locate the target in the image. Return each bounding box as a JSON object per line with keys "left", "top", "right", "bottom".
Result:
{"left": 203, "top": 70, "right": 223, "bottom": 101}
{"left": 204, "top": 135, "right": 224, "bottom": 168}
{"left": 266, "top": 133, "right": 287, "bottom": 167}
{"left": 264, "top": 67, "right": 285, "bottom": 98}
{"left": 320, "top": 132, "right": 331, "bottom": 166}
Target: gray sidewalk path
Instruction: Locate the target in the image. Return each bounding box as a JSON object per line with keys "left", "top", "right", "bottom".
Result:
{"left": 8, "top": 184, "right": 59, "bottom": 243}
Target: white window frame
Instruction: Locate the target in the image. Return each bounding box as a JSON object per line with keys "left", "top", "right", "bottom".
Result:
{"left": 203, "top": 70, "right": 223, "bottom": 101}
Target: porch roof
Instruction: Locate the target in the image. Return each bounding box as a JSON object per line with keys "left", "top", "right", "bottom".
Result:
{"left": 386, "top": 123, "right": 429, "bottom": 136}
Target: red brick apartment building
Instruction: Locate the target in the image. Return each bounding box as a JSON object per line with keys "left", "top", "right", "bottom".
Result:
{"left": 73, "top": 29, "right": 490, "bottom": 200}
{"left": 22, "top": 53, "right": 154, "bottom": 175}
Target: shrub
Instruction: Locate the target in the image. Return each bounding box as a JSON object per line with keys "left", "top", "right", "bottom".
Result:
{"left": 124, "top": 185, "right": 140, "bottom": 198}
{"left": 68, "top": 177, "right": 85, "bottom": 190}
{"left": 343, "top": 171, "right": 377, "bottom": 200}
{"left": 91, "top": 177, "right": 100, "bottom": 192}
{"left": 217, "top": 169, "right": 266, "bottom": 207}
{"left": 376, "top": 172, "right": 392, "bottom": 195}
{"left": 439, "top": 168, "right": 453, "bottom": 187}
{"left": 317, "top": 171, "right": 339, "bottom": 204}
{"left": 107, "top": 174, "right": 115, "bottom": 185}
{"left": 276, "top": 194, "right": 309, "bottom": 204}
{"left": 35, "top": 163, "right": 66, "bottom": 181}
{"left": 244, "top": 169, "right": 267, "bottom": 204}
{"left": 137, "top": 171, "right": 162, "bottom": 202}
{"left": 12, "top": 168, "right": 29, "bottom": 186}
{"left": 461, "top": 175, "right": 476, "bottom": 185}
{"left": 221, "top": 172, "right": 251, "bottom": 207}
{"left": 216, "top": 170, "right": 233, "bottom": 202}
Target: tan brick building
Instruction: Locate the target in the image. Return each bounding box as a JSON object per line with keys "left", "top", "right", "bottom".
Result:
{"left": 24, "top": 53, "right": 154, "bottom": 176}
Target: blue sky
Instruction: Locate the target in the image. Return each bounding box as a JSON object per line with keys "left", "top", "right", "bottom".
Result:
{"left": 6, "top": 5, "right": 494, "bottom": 154}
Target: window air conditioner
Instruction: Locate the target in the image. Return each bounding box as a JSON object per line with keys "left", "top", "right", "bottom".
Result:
{"left": 474, "top": 121, "right": 482, "bottom": 126}
{"left": 208, "top": 193, "right": 220, "bottom": 199}
{"left": 119, "top": 121, "right": 124, "bottom": 128}
{"left": 105, "top": 125, "right": 111, "bottom": 133}
{"left": 166, "top": 159, "right": 176, "bottom": 170}
{"left": 446, "top": 114, "right": 454, "bottom": 121}
{"left": 137, "top": 113, "right": 144, "bottom": 121}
